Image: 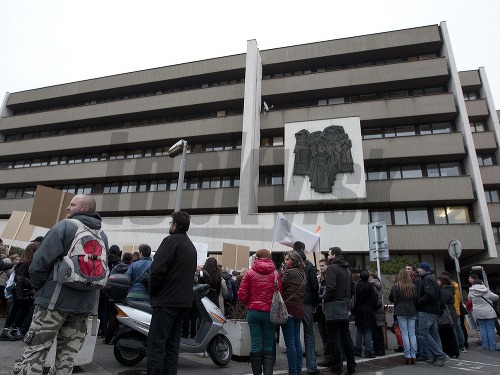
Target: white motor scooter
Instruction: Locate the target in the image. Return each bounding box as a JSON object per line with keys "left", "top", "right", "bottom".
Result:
{"left": 103, "top": 274, "right": 232, "bottom": 367}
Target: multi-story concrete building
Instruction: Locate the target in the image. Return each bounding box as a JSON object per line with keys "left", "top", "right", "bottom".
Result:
{"left": 1, "top": 22, "right": 499, "bottom": 280}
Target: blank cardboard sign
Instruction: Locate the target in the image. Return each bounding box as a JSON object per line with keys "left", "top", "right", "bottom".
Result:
{"left": 30, "top": 185, "right": 75, "bottom": 228}
{"left": 1, "top": 211, "right": 36, "bottom": 242}
{"left": 221, "top": 243, "right": 250, "bottom": 270}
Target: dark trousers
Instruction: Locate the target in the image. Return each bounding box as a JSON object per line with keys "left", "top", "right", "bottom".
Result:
{"left": 317, "top": 306, "right": 331, "bottom": 360}
{"left": 326, "top": 320, "right": 356, "bottom": 375}
{"left": 372, "top": 326, "right": 385, "bottom": 354}
{"left": 105, "top": 301, "right": 119, "bottom": 343}
{"left": 5, "top": 299, "right": 33, "bottom": 329}
{"left": 147, "top": 306, "right": 185, "bottom": 375}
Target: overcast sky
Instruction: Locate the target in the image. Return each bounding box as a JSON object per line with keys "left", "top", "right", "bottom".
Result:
{"left": 1, "top": 0, "right": 499, "bottom": 109}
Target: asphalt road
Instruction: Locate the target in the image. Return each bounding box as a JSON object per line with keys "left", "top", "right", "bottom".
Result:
{"left": 1, "top": 316, "right": 500, "bottom": 375}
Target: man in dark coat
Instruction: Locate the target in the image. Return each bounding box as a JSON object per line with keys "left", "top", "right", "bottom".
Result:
{"left": 147, "top": 211, "right": 197, "bottom": 375}
{"left": 417, "top": 262, "right": 449, "bottom": 367}
{"left": 293, "top": 241, "right": 320, "bottom": 375}
{"left": 324, "top": 247, "right": 356, "bottom": 375}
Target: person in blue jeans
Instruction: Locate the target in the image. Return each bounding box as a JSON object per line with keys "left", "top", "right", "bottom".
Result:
{"left": 468, "top": 278, "right": 499, "bottom": 351}
{"left": 293, "top": 241, "right": 320, "bottom": 375}
{"left": 353, "top": 271, "right": 378, "bottom": 358}
{"left": 281, "top": 250, "right": 306, "bottom": 375}
{"left": 238, "top": 249, "right": 281, "bottom": 375}
{"left": 389, "top": 269, "right": 418, "bottom": 364}
{"left": 125, "top": 244, "right": 152, "bottom": 301}
{"left": 417, "top": 262, "right": 449, "bottom": 367}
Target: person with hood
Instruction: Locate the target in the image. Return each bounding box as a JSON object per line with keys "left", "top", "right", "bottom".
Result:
{"left": 292, "top": 241, "right": 320, "bottom": 375}
{"left": 353, "top": 271, "right": 379, "bottom": 358}
{"left": 468, "top": 278, "right": 499, "bottom": 351}
{"left": 324, "top": 247, "right": 356, "bottom": 375}
{"left": 281, "top": 250, "right": 306, "bottom": 375}
{"left": 13, "top": 194, "right": 109, "bottom": 375}
{"left": 238, "top": 249, "right": 281, "bottom": 375}
{"left": 416, "top": 262, "right": 449, "bottom": 367}
{"left": 368, "top": 269, "right": 385, "bottom": 356}
{"left": 437, "top": 275, "right": 460, "bottom": 358}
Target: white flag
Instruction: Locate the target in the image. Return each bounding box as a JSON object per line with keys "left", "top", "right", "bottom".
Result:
{"left": 272, "top": 213, "right": 321, "bottom": 253}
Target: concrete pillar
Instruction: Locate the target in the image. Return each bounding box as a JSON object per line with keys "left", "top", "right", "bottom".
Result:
{"left": 238, "top": 40, "right": 262, "bottom": 218}
{"left": 440, "top": 21, "right": 497, "bottom": 259}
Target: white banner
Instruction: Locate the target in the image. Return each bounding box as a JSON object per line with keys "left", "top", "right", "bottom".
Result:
{"left": 272, "top": 213, "right": 321, "bottom": 253}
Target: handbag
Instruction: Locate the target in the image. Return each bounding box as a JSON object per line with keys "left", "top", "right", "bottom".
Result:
{"left": 437, "top": 305, "right": 454, "bottom": 327}
{"left": 270, "top": 271, "right": 289, "bottom": 325}
{"left": 323, "top": 299, "right": 350, "bottom": 321}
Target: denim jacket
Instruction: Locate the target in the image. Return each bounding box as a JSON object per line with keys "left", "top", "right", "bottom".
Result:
{"left": 125, "top": 256, "right": 152, "bottom": 300}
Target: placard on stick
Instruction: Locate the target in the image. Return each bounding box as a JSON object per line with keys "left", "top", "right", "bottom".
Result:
{"left": 1, "top": 211, "right": 36, "bottom": 243}
{"left": 30, "top": 185, "right": 75, "bottom": 228}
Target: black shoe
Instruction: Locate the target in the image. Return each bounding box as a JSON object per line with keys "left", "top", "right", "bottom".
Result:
{"left": 394, "top": 346, "right": 404, "bottom": 352}
{"left": 307, "top": 371, "right": 320, "bottom": 375}
{"left": 365, "top": 353, "right": 375, "bottom": 358}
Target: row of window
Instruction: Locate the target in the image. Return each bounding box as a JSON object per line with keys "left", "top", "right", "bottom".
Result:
{"left": 477, "top": 154, "right": 496, "bottom": 166}
{"left": 369, "top": 206, "right": 471, "bottom": 225}
{"left": 0, "top": 175, "right": 242, "bottom": 199}
{"left": 14, "top": 79, "right": 246, "bottom": 116}
{"left": 262, "top": 54, "right": 439, "bottom": 80}
{"left": 366, "top": 162, "right": 462, "bottom": 181}
{"left": 485, "top": 189, "right": 500, "bottom": 203}
{"left": 0, "top": 141, "right": 243, "bottom": 170}
{"left": 316, "top": 87, "right": 446, "bottom": 109}
{"left": 4, "top": 109, "right": 243, "bottom": 143}
{"left": 362, "top": 122, "right": 453, "bottom": 139}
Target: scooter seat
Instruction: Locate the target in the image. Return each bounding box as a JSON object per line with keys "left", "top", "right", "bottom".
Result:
{"left": 126, "top": 300, "right": 153, "bottom": 315}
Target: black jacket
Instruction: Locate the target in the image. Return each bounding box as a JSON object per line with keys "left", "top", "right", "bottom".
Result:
{"left": 417, "top": 272, "right": 441, "bottom": 315}
{"left": 324, "top": 256, "right": 353, "bottom": 303}
{"left": 353, "top": 281, "right": 379, "bottom": 328}
{"left": 149, "top": 230, "right": 197, "bottom": 308}
{"left": 297, "top": 250, "right": 319, "bottom": 307}
{"left": 389, "top": 284, "right": 417, "bottom": 317}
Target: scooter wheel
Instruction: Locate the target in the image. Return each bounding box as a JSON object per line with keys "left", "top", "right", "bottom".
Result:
{"left": 113, "top": 331, "right": 146, "bottom": 366}
{"left": 208, "top": 334, "right": 232, "bottom": 366}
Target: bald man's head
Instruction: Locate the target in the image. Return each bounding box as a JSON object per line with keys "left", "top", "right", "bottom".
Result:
{"left": 66, "top": 195, "right": 96, "bottom": 217}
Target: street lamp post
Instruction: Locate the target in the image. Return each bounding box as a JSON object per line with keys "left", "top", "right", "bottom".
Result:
{"left": 168, "top": 139, "right": 188, "bottom": 212}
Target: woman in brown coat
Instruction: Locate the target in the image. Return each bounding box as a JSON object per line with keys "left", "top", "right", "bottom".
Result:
{"left": 281, "top": 250, "right": 306, "bottom": 375}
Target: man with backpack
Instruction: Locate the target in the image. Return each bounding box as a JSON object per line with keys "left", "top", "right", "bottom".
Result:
{"left": 14, "top": 194, "right": 109, "bottom": 375}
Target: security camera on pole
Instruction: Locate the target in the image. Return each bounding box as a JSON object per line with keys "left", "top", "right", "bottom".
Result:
{"left": 368, "top": 221, "right": 389, "bottom": 281}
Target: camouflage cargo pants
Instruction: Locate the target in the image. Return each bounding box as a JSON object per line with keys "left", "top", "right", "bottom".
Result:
{"left": 13, "top": 305, "right": 88, "bottom": 375}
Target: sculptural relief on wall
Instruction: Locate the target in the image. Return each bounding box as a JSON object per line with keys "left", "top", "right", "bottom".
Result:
{"left": 292, "top": 125, "right": 354, "bottom": 193}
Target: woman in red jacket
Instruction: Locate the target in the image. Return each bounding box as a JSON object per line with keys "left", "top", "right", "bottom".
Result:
{"left": 238, "top": 249, "right": 281, "bottom": 375}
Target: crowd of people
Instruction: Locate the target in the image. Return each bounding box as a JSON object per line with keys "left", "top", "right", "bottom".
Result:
{"left": 1, "top": 195, "right": 500, "bottom": 375}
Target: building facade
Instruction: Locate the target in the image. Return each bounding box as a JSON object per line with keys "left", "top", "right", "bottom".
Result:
{"left": 1, "top": 22, "right": 499, "bottom": 277}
